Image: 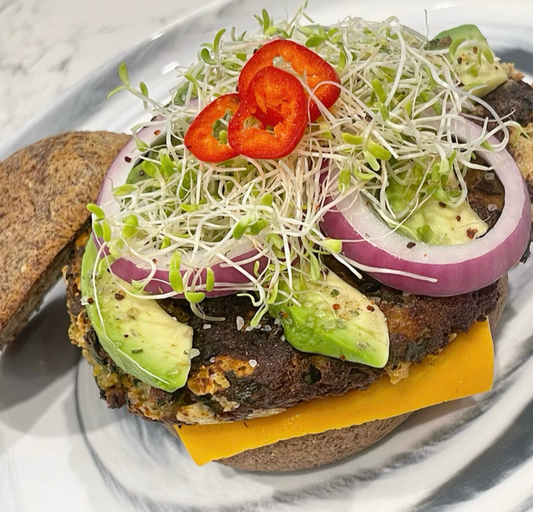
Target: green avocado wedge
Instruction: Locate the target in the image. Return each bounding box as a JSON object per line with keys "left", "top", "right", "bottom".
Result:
{"left": 270, "top": 271, "right": 389, "bottom": 367}
{"left": 81, "top": 237, "right": 194, "bottom": 392}
{"left": 434, "top": 24, "right": 507, "bottom": 97}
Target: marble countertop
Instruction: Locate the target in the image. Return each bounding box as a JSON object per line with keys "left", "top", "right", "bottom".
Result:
{"left": 0, "top": 0, "right": 218, "bottom": 149}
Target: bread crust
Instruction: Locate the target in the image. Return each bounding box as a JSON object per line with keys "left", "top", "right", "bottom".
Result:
{"left": 0, "top": 131, "right": 130, "bottom": 348}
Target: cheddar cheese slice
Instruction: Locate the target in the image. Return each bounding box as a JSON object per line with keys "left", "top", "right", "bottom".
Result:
{"left": 177, "top": 321, "right": 493, "bottom": 465}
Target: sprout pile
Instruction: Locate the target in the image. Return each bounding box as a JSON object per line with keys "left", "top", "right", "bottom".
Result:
{"left": 94, "top": 6, "right": 516, "bottom": 324}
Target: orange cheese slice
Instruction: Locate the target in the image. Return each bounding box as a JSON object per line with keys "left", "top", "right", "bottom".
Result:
{"left": 176, "top": 321, "right": 493, "bottom": 465}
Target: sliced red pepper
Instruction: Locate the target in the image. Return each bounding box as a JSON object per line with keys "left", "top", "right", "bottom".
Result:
{"left": 238, "top": 39, "right": 340, "bottom": 123}
{"left": 184, "top": 93, "right": 240, "bottom": 163}
{"left": 228, "top": 66, "right": 307, "bottom": 159}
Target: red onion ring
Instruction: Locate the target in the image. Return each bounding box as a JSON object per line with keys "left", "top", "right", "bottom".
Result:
{"left": 322, "top": 121, "right": 531, "bottom": 296}
{"left": 107, "top": 243, "right": 266, "bottom": 297}
{"left": 95, "top": 124, "right": 266, "bottom": 297}
{"left": 97, "top": 124, "right": 161, "bottom": 207}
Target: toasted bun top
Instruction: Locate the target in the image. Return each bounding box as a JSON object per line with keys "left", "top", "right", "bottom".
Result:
{"left": 0, "top": 131, "right": 129, "bottom": 348}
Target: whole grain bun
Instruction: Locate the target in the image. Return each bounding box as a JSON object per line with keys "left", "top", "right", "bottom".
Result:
{"left": 0, "top": 131, "right": 129, "bottom": 348}
{"left": 167, "top": 277, "right": 508, "bottom": 472}
{"left": 166, "top": 415, "right": 410, "bottom": 471}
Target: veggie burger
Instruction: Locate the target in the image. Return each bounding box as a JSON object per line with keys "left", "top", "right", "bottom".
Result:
{"left": 63, "top": 10, "right": 533, "bottom": 470}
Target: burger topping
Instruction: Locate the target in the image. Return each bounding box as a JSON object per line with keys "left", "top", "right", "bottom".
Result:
{"left": 321, "top": 120, "right": 530, "bottom": 296}
{"left": 270, "top": 270, "right": 389, "bottom": 367}
{"left": 95, "top": 14, "right": 526, "bottom": 311}
{"left": 387, "top": 195, "right": 488, "bottom": 245}
{"left": 81, "top": 237, "right": 194, "bottom": 392}
{"left": 431, "top": 24, "right": 508, "bottom": 97}
{"left": 183, "top": 93, "right": 240, "bottom": 163}
{"left": 227, "top": 66, "right": 308, "bottom": 159}
{"left": 237, "top": 39, "right": 341, "bottom": 123}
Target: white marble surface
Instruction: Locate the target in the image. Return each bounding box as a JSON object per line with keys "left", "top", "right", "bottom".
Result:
{"left": 0, "top": 0, "right": 219, "bottom": 149}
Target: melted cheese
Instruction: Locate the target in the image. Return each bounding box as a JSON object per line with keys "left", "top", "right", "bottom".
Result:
{"left": 176, "top": 321, "right": 493, "bottom": 465}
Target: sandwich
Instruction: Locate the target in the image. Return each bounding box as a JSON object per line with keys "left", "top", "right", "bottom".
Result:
{"left": 4, "top": 10, "right": 533, "bottom": 472}
{"left": 66, "top": 12, "right": 533, "bottom": 471}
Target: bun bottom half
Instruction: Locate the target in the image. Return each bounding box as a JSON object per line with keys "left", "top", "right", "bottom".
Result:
{"left": 166, "top": 414, "right": 410, "bottom": 471}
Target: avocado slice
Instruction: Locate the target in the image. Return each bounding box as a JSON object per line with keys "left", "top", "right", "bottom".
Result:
{"left": 270, "top": 271, "right": 389, "bottom": 367}
{"left": 401, "top": 197, "right": 488, "bottom": 245}
{"left": 81, "top": 237, "right": 194, "bottom": 392}
{"left": 434, "top": 24, "right": 507, "bottom": 97}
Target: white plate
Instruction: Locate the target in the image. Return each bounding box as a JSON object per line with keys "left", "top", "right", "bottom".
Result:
{"left": 2, "top": 1, "right": 533, "bottom": 511}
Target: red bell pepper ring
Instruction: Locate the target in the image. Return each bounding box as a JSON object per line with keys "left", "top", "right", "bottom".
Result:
{"left": 184, "top": 93, "right": 240, "bottom": 163}
{"left": 228, "top": 66, "right": 307, "bottom": 160}
{"left": 238, "top": 39, "right": 340, "bottom": 123}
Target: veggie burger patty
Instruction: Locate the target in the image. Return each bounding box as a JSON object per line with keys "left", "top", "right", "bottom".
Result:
{"left": 66, "top": 235, "right": 505, "bottom": 425}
